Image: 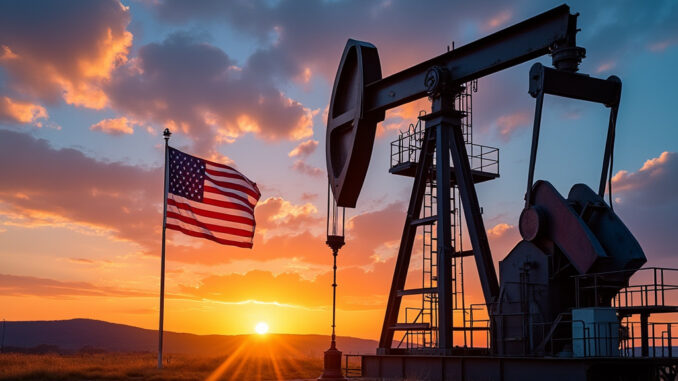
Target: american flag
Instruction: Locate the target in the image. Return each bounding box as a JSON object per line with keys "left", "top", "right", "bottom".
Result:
{"left": 165, "top": 147, "right": 261, "bottom": 248}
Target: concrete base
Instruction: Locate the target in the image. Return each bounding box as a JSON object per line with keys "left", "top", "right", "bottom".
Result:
{"left": 361, "top": 354, "right": 678, "bottom": 381}
{"left": 318, "top": 345, "right": 347, "bottom": 380}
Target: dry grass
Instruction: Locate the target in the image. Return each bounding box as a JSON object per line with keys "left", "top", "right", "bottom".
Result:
{"left": 0, "top": 352, "right": 324, "bottom": 380}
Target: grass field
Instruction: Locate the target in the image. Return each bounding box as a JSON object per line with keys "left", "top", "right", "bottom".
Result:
{"left": 0, "top": 352, "right": 324, "bottom": 380}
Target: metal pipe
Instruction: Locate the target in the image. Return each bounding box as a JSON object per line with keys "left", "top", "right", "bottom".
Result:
{"left": 525, "top": 91, "right": 544, "bottom": 207}
{"left": 158, "top": 128, "right": 171, "bottom": 369}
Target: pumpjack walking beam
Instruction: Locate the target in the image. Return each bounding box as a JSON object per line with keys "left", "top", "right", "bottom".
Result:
{"left": 326, "top": 4, "right": 588, "bottom": 352}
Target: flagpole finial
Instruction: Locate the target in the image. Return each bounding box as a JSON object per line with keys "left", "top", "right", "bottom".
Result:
{"left": 163, "top": 128, "right": 171, "bottom": 140}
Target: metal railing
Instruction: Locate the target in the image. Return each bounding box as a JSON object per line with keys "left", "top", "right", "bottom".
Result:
{"left": 344, "top": 354, "right": 362, "bottom": 378}
{"left": 575, "top": 267, "right": 678, "bottom": 309}
{"left": 389, "top": 115, "right": 499, "bottom": 175}
{"left": 620, "top": 321, "right": 678, "bottom": 358}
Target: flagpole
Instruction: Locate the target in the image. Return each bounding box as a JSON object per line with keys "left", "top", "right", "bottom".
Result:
{"left": 158, "top": 128, "right": 171, "bottom": 369}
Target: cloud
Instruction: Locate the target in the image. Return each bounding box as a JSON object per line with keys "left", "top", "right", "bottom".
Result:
{"left": 149, "top": 0, "right": 523, "bottom": 82}
{"left": 0, "top": 273, "right": 150, "bottom": 298}
{"left": 486, "top": 222, "right": 520, "bottom": 259}
{"left": 596, "top": 60, "right": 616, "bottom": 74}
{"left": 288, "top": 139, "right": 318, "bottom": 158}
{"left": 648, "top": 37, "right": 678, "bottom": 53}
{"left": 0, "top": 129, "right": 161, "bottom": 249}
{"left": 380, "top": 98, "right": 429, "bottom": 138}
{"left": 0, "top": 130, "right": 326, "bottom": 268}
{"left": 484, "top": 9, "right": 513, "bottom": 31}
{"left": 163, "top": 200, "right": 410, "bottom": 269}
{"left": 0, "top": 0, "right": 132, "bottom": 109}
{"left": 608, "top": 152, "right": 678, "bottom": 264}
{"left": 255, "top": 196, "right": 320, "bottom": 234}
{"left": 0, "top": 96, "right": 48, "bottom": 125}
{"left": 180, "top": 258, "right": 407, "bottom": 310}
{"left": 106, "top": 32, "right": 314, "bottom": 155}
{"left": 291, "top": 160, "right": 323, "bottom": 177}
{"left": 487, "top": 223, "right": 514, "bottom": 239}
{"left": 301, "top": 192, "right": 318, "bottom": 201}
{"left": 612, "top": 151, "right": 677, "bottom": 205}
{"left": 90, "top": 116, "right": 136, "bottom": 135}
{"left": 494, "top": 111, "right": 531, "bottom": 141}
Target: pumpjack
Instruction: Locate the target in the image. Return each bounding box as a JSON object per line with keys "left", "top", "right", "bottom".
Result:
{"left": 325, "top": 4, "right": 678, "bottom": 381}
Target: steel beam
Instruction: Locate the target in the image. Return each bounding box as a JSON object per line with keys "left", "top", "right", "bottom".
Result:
{"left": 526, "top": 63, "right": 623, "bottom": 204}
{"left": 431, "top": 93, "right": 456, "bottom": 351}
{"left": 446, "top": 107, "right": 500, "bottom": 303}
{"left": 364, "top": 5, "right": 576, "bottom": 115}
{"left": 378, "top": 126, "right": 436, "bottom": 350}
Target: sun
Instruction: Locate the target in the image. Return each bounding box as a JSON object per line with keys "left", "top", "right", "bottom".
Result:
{"left": 255, "top": 321, "right": 269, "bottom": 335}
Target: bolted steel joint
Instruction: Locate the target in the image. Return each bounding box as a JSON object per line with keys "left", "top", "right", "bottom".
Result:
{"left": 551, "top": 45, "right": 586, "bottom": 72}
{"left": 425, "top": 66, "right": 451, "bottom": 98}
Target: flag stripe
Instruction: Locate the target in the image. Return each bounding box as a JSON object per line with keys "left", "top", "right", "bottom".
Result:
{"left": 206, "top": 171, "right": 259, "bottom": 191}
{"left": 206, "top": 164, "right": 260, "bottom": 194}
{"left": 167, "top": 204, "right": 254, "bottom": 232}
{"left": 167, "top": 146, "right": 259, "bottom": 248}
{"left": 168, "top": 196, "right": 255, "bottom": 225}
{"left": 205, "top": 180, "right": 259, "bottom": 205}
{"left": 204, "top": 186, "right": 255, "bottom": 210}
{"left": 166, "top": 219, "right": 252, "bottom": 243}
{"left": 201, "top": 196, "right": 254, "bottom": 213}
{"left": 206, "top": 166, "right": 252, "bottom": 181}
{"left": 206, "top": 174, "right": 260, "bottom": 195}
{"left": 205, "top": 174, "right": 260, "bottom": 200}
{"left": 204, "top": 160, "right": 239, "bottom": 173}
{"left": 166, "top": 223, "right": 253, "bottom": 248}
{"left": 166, "top": 211, "right": 254, "bottom": 237}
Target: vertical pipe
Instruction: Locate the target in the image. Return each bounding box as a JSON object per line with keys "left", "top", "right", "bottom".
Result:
{"left": 669, "top": 324, "right": 673, "bottom": 358}
{"left": 654, "top": 268, "right": 658, "bottom": 306}
{"left": 331, "top": 247, "right": 338, "bottom": 345}
{"left": 158, "top": 128, "right": 171, "bottom": 369}
{"left": 641, "top": 313, "right": 649, "bottom": 357}
{"left": 598, "top": 105, "right": 619, "bottom": 199}
{"left": 525, "top": 92, "right": 544, "bottom": 207}
{"left": 434, "top": 99, "right": 454, "bottom": 351}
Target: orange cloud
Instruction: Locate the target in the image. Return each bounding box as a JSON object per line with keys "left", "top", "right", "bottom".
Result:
{"left": 179, "top": 257, "right": 408, "bottom": 311}
{"left": 90, "top": 117, "right": 136, "bottom": 135}
{"left": 256, "top": 196, "right": 320, "bottom": 231}
{"left": 494, "top": 111, "right": 530, "bottom": 141}
{"left": 612, "top": 151, "right": 676, "bottom": 201}
{"left": 291, "top": 160, "right": 323, "bottom": 177}
{"left": 485, "top": 10, "right": 513, "bottom": 30}
{"left": 381, "top": 98, "right": 429, "bottom": 137}
{"left": 0, "top": 1, "right": 132, "bottom": 109}
{"left": 0, "top": 96, "right": 48, "bottom": 125}
{"left": 487, "top": 223, "right": 514, "bottom": 239}
{"left": 485, "top": 222, "right": 520, "bottom": 259}
{"left": 605, "top": 152, "right": 678, "bottom": 263}
{"left": 0, "top": 273, "right": 151, "bottom": 298}
{"left": 596, "top": 60, "right": 616, "bottom": 74}
{"left": 106, "top": 33, "right": 316, "bottom": 156}
{"left": 288, "top": 139, "right": 318, "bottom": 158}
{"left": 0, "top": 129, "right": 161, "bottom": 250}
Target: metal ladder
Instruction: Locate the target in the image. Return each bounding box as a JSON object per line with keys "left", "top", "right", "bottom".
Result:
{"left": 399, "top": 81, "right": 478, "bottom": 350}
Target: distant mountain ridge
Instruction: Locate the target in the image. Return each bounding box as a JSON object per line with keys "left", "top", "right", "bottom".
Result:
{"left": 0, "top": 319, "right": 377, "bottom": 357}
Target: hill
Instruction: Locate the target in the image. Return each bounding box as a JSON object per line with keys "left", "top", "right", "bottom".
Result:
{"left": 0, "top": 319, "right": 377, "bottom": 358}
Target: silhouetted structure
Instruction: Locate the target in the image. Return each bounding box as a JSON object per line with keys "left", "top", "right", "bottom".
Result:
{"left": 325, "top": 4, "right": 678, "bottom": 380}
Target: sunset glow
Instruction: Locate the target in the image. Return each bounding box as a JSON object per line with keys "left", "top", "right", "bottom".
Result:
{"left": 255, "top": 322, "right": 270, "bottom": 335}
{"left": 0, "top": 0, "right": 675, "bottom": 347}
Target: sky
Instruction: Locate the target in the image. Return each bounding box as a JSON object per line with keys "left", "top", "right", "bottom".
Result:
{"left": 0, "top": 0, "right": 677, "bottom": 340}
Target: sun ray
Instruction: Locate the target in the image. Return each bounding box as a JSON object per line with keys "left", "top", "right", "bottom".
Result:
{"left": 205, "top": 338, "right": 250, "bottom": 381}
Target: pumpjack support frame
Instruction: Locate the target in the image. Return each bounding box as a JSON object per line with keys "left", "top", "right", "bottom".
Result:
{"left": 325, "top": 4, "right": 678, "bottom": 379}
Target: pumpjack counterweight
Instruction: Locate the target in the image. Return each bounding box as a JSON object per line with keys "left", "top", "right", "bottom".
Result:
{"left": 325, "top": 3, "right": 678, "bottom": 380}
